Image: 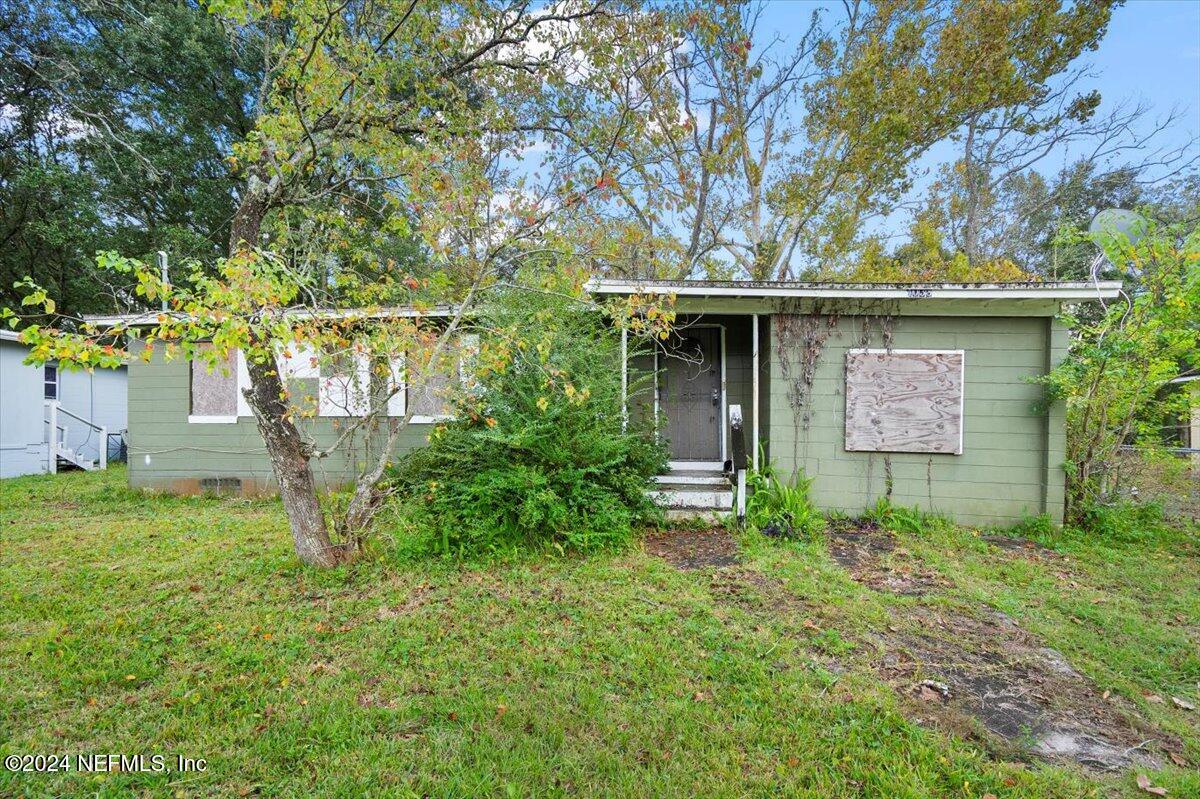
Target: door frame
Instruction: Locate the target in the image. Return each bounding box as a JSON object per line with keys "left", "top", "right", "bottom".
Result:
{"left": 658, "top": 322, "right": 726, "bottom": 468}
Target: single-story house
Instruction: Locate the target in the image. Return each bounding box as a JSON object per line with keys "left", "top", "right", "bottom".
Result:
{"left": 87, "top": 280, "right": 1122, "bottom": 526}
{"left": 0, "top": 329, "right": 128, "bottom": 478}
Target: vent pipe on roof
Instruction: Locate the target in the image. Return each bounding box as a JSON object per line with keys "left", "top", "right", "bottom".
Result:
{"left": 156, "top": 251, "right": 169, "bottom": 311}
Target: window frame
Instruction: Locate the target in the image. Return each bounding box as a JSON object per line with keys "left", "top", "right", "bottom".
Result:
{"left": 187, "top": 347, "right": 245, "bottom": 425}
{"left": 43, "top": 363, "right": 59, "bottom": 400}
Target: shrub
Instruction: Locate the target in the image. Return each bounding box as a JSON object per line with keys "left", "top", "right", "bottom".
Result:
{"left": 1073, "top": 499, "right": 1170, "bottom": 544}
{"left": 743, "top": 460, "right": 823, "bottom": 540}
{"left": 1038, "top": 220, "right": 1198, "bottom": 524}
{"left": 385, "top": 291, "right": 667, "bottom": 556}
{"left": 1006, "top": 513, "right": 1057, "bottom": 540}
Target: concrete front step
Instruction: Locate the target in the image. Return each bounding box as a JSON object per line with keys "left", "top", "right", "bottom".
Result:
{"left": 649, "top": 468, "right": 733, "bottom": 513}
{"left": 651, "top": 470, "right": 728, "bottom": 487}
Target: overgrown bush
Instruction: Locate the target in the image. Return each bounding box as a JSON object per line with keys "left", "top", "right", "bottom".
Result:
{"left": 1073, "top": 499, "right": 1171, "bottom": 544}
{"left": 1040, "top": 219, "right": 1198, "bottom": 525}
{"left": 743, "top": 459, "right": 823, "bottom": 540}
{"left": 385, "top": 291, "right": 667, "bottom": 556}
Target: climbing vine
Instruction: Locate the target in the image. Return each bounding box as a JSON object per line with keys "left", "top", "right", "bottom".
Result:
{"left": 772, "top": 299, "right": 900, "bottom": 471}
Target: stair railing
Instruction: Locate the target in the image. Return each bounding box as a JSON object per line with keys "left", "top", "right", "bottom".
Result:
{"left": 44, "top": 400, "right": 108, "bottom": 471}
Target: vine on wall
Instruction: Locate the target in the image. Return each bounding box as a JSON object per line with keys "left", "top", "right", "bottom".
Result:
{"left": 772, "top": 299, "right": 900, "bottom": 499}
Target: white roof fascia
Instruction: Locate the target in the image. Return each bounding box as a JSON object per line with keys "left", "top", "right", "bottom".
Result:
{"left": 585, "top": 279, "right": 1124, "bottom": 301}
{"left": 82, "top": 305, "right": 457, "bottom": 328}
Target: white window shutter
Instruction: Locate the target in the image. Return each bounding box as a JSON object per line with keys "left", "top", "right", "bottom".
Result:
{"left": 387, "top": 355, "right": 406, "bottom": 417}
{"left": 319, "top": 351, "right": 371, "bottom": 417}
{"left": 236, "top": 350, "right": 252, "bottom": 417}
{"left": 277, "top": 343, "right": 320, "bottom": 379}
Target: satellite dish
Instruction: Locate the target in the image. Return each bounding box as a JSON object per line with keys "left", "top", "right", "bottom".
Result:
{"left": 1088, "top": 208, "right": 1146, "bottom": 246}
{"left": 1086, "top": 208, "right": 1147, "bottom": 283}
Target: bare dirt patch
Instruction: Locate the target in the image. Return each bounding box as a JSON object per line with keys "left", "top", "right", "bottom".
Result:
{"left": 826, "top": 519, "right": 950, "bottom": 596}
{"left": 981, "top": 534, "right": 1063, "bottom": 560}
{"left": 650, "top": 523, "right": 1183, "bottom": 773}
{"left": 644, "top": 527, "right": 740, "bottom": 570}
{"left": 875, "top": 605, "right": 1183, "bottom": 772}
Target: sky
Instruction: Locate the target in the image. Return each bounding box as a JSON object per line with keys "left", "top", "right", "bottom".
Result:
{"left": 755, "top": 0, "right": 1200, "bottom": 239}
{"left": 756, "top": 0, "right": 1200, "bottom": 152}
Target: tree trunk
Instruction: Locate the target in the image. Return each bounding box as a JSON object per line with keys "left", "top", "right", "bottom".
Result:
{"left": 244, "top": 356, "right": 343, "bottom": 568}
{"left": 230, "top": 188, "right": 344, "bottom": 568}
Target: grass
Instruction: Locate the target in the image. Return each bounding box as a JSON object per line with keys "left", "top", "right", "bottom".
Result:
{"left": 1, "top": 467, "right": 1198, "bottom": 798}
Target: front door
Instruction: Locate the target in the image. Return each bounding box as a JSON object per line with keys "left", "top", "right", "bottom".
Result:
{"left": 660, "top": 328, "right": 721, "bottom": 461}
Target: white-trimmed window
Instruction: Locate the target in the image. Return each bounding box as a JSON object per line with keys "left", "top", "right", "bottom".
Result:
{"left": 187, "top": 336, "right": 477, "bottom": 424}
{"left": 318, "top": 351, "right": 371, "bottom": 417}
{"left": 844, "top": 348, "right": 965, "bottom": 455}
{"left": 406, "top": 333, "right": 478, "bottom": 422}
{"left": 189, "top": 346, "right": 241, "bottom": 423}
{"left": 43, "top": 363, "right": 58, "bottom": 400}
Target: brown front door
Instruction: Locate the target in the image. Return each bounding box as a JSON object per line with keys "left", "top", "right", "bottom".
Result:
{"left": 660, "top": 328, "right": 721, "bottom": 461}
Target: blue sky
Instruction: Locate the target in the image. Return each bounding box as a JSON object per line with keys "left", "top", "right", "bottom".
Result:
{"left": 753, "top": 1, "right": 1200, "bottom": 239}
{"left": 759, "top": 0, "right": 1200, "bottom": 168}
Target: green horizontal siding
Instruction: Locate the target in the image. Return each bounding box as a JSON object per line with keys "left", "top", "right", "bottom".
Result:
{"left": 767, "top": 313, "right": 1064, "bottom": 526}
{"left": 127, "top": 342, "right": 432, "bottom": 495}
{"left": 126, "top": 307, "right": 1068, "bottom": 523}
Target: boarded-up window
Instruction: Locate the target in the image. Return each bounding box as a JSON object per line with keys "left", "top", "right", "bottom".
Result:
{"left": 191, "top": 346, "right": 238, "bottom": 419}
{"left": 409, "top": 355, "right": 456, "bottom": 419}
{"left": 386, "top": 355, "right": 406, "bottom": 417}
{"left": 844, "top": 349, "right": 964, "bottom": 455}
{"left": 319, "top": 351, "right": 371, "bottom": 417}
{"left": 408, "top": 334, "right": 478, "bottom": 419}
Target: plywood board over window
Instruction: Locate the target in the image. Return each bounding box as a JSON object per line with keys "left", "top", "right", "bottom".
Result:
{"left": 845, "top": 349, "right": 964, "bottom": 455}
{"left": 189, "top": 345, "right": 238, "bottom": 423}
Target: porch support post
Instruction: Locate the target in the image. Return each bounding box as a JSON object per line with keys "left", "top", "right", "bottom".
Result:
{"left": 46, "top": 400, "right": 57, "bottom": 474}
{"left": 652, "top": 347, "right": 660, "bottom": 439}
{"left": 620, "top": 326, "right": 628, "bottom": 432}
{"left": 751, "top": 314, "right": 760, "bottom": 470}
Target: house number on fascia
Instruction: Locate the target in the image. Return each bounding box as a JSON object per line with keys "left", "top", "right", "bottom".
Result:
{"left": 906, "top": 289, "right": 932, "bottom": 298}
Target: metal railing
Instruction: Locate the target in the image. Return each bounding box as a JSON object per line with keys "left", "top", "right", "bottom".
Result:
{"left": 44, "top": 400, "right": 108, "bottom": 473}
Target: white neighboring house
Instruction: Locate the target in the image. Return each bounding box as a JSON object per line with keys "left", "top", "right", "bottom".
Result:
{"left": 0, "top": 330, "right": 128, "bottom": 478}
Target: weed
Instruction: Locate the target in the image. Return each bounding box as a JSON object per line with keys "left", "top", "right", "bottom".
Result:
{"left": 742, "top": 460, "right": 823, "bottom": 540}
{"left": 862, "top": 497, "right": 940, "bottom": 535}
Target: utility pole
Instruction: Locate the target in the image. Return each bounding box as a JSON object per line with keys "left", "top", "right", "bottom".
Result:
{"left": 156, "top": 251, "right": 169, "bottom": 311}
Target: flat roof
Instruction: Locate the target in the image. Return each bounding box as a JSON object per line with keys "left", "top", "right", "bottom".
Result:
{"left": 82, "top": 305, "right": 457, "bottom": 328}
{"left": 586, "top": 279, "right": 1123, "bottom": 301}
{"left": 77, "top": 279, "right": 1123, "bottom": 328}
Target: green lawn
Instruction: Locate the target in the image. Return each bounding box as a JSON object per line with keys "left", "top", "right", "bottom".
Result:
{"left": 2, "top": 467, "right": 1198, "bottom": 798}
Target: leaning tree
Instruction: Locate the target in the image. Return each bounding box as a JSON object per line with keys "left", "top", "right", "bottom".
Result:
{"left": 5, "top": 0, "right": 684, "bottom": 567}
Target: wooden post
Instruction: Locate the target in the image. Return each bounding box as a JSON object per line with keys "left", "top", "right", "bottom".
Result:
{"left": 751, "top": 314, "right": 759, "bottom": 470}
{"left": 730, "top": 404, "right": 747, "bottom": 526}
{"left": 46, "top": 400, "right": 57, "bottom": 474}
{"left": 99, "top": 426, "right": 108, "bottom": 470}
